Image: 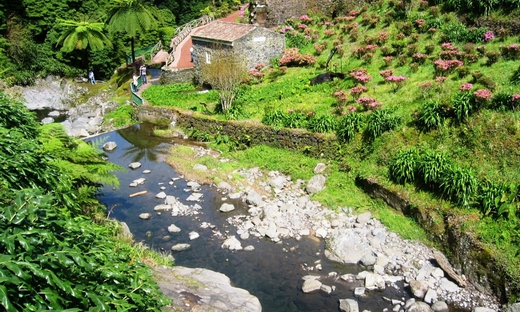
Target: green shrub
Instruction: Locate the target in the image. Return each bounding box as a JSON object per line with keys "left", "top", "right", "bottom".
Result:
{"left": 389, "top": 148, "right": 420, "bottom": 184}
{"left": 306, "top": 114, "right": 338, "bottom": 133}
{"left": 417, "top": 149, "right": 453, "bottom": 189}
{"left": 478, "top": 180, "right": 519, "bottom": 217}
{"left": 490, "top": 91, "right": 514, "bottom": 111}
{"left": 511, "top": 65, "right": 520, "bottom": 85}
{"left": 283, "top": 110, "right": 310, "bottom": 129}
{"left": 365, "top": 109, "right": 401, "bottom": 139}
{"left": 262, "top": 109, "right": 286, "bottom": 128}
{"left": 416, "top": 100, "right": 448, "bottom": 131}
{"left": 471, "top": 70, "right": 496, "bottom": 91}
{"left": 336, "top": 113, "right": 365, "bottom": 143}
{"left": 286, "top": 32, "right": 313, "bottom": 49}
{"left": 440, "top": 165, "right": 478, "bottom": 207}
{"left": 452, "top": 92, "right": 476, "bottom": 123}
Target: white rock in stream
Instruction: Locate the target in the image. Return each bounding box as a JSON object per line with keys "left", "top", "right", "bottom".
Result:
{"left": 189, "top": 231, "right": 200, "bottom": 240}
{"left": 219, "top": 203, "right": 235, "bottom": 212}
{"left": 302, "top": 279, "right": 322, "bottom": 293}
{"left": 186, "top": 193, "right": 203, "bottom": 201}
{"left": 168, "top": 224, "right": 181, "bottom": 233}
{"left": 102, "top": 141, "right": 117, "bottom": 151}
{"left": 142, "top": 169, "right": 151, "bottom": 174}
{"left": 171, "top": 243, "right": 191, "bottom": 251}
{"left": 156, "top": 192, "right": 167, "bottom": 199}
{"left": 339, "top": 299, "right": 359, "bottom": 312}
{"left": 222, "top": 236, "right": 242, "bottom": 251}
{"left": 139, "top": 213, "right": 151, "bottom": 220}
{"left": 129, "top": 162, "right": 141, "bottom": 169}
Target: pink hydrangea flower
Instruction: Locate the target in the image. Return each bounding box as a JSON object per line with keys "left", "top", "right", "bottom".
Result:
{"left": 459, "top": 83, "right": 473, "bottom": 91}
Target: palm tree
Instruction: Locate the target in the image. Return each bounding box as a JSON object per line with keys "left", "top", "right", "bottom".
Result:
{"left": 107, "top": 0, "right": 158, "bottom": 68}
{"left": 56, "top": 18, "right": 112, "bottom": 70}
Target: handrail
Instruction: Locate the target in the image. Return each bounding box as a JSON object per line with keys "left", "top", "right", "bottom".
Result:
{"left": 165, "top": 15, "right": 215, "bottom": 67}
{"left": 131, "top": 76, "right": 144, "bottom": 105}
{"left": 150, "top": 40, "right": 163, "bottom": 60}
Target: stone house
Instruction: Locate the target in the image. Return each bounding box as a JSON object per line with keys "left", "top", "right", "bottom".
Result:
{"left": 191, "top": 21, "right": 285, "bottom": 80}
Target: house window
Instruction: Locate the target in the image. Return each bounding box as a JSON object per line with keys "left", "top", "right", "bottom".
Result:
{"left": 205, "top": 52, "right": 211, "bottom": 64}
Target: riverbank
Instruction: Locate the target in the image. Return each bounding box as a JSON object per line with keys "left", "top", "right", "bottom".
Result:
{"left": 151, "top": 141, "right": 501, "bottom": 311}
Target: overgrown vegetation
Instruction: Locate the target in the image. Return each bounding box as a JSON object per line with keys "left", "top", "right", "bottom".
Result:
{"left": 144, "top": 0, "right": 520, "bottom": 299}
{"left": 0, "top": 94, "right": 171, "bottom": 310}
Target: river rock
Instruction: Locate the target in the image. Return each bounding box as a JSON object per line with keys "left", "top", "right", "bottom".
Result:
{"left": 473, "top": 308, "right": 496, "bottom": 312}
{"left": 302, "top": 279, "right": 322, "bottom": 293}
{"left": 156, "top": 192, "right": 167, "bottom": 199}
{"left": 222, "top": 236, "right": 242, "bottom": 251}
{"left": 217, "top": 181, "right": 233, "bottom": 192}
{"left": 119, "top": 222, "right": 133, "bottom": 239}
{"left": 244, "top": 245, "right": 255, "bottom": 251}
{"left": 407, "top": 301, "right": 433, "bottom": 312}
{"left": 359, "top": 252, "right": 377, "bottom": 266}
{"left": 246, "top": 189, "right": 263, "bottom": 206}
{"left": 193, "top": 164, "right": 207, "bottom": 171}
{"left": 354, "top": 287, "right": 366, "bottom": 297}
{"left": 440, "top": 278, "right": 460, "bottom": 293}
{"left": 153, "top": 266, "right": 261, "bottom": 312}
{"left": 320, "top": 284, "right": 333, "bottom": 294}
{"left": 431, "top": 301, "right": 449, "bottom": 312}
{"left": 171, "top": 243, "right": 191, "bottom": 251}
{"left": 314, "top": 163, "right": 327, "bottom": 174}
{"left": 325, "top": 228, "right": 369, "bottom": 264}
{"left": 268, "top": 175, "right": 287, "bottom": 189}
{"left": 154, "top": 204, "right": 170, "bottom": 212}
{"left": 48, "top": 110, "right": 61, "bottom": 117}
{"left": 168, "top": 224, "right": 181, "bottom": 233}
{"left": 305, "top": 174, "right": 326, "bottom": 194}
{"left": 139, "top": 213, "right": 151, "bottom": 220}
{"left": 189, "top": 231, "right": 200, "bottom": 240}
{"left": 102, "top": 141, "right": 117, "bottom": 151}
{"left": 424, "top": 288, "right": 438, "bottom": 304}
{"left": 339, "top": 298, "right": 359, "bottom": 312}
{"left": 356, "top": 211, "right": 371, "bottom": 224}
{"left": 365, "top": 272, "right": 385, "bottom": 290}
{"left": 220, "top": 203, "right": 235, "bottom": 212}
{"left": 143, "top": 169, "right": 151, "bottom": 174}
{"left": 506, "top": 303, "right": 520, "bottom": 312}
{"left": 186, "top": 193, "right": 203, "bottom": 201}
{"left": 41, "top": 117, "right": 54, "bottom": 124}
{"left": 129, "top": 162, "right": 141, "bottom": 169}
{"left": 410, "top": 280, "right": 430, "bottom": 299}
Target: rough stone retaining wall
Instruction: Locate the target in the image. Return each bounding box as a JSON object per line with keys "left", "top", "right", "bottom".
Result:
{"left": 136, "top": 106, "right": 338, "bottom": 159}
{"left": 136, "top": 105, "right": 518, "bottom": 304}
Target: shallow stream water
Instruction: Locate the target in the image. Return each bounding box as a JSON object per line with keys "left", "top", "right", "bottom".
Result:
{"left": 94, "top": 123, "right": 410, "bottom": 311}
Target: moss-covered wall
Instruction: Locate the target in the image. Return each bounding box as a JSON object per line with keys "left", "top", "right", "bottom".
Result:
{"left": 136, "top": 105, "right": 338, "bottom": 159}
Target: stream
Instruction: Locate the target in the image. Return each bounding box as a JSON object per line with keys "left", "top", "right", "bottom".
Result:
{"left": 93, "top": 123, "right": 410, "bottom": 312}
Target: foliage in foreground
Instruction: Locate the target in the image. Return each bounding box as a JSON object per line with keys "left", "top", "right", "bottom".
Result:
{"left": 0, "top": 93, "right": 170, "bottom": 310}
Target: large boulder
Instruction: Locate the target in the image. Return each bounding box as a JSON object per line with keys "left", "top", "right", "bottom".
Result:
{"left": 153, "top": 266, "right": 261, "bottom": 312}
{"left": 305, "top": 174, "right": 326, "bottom": 194}
{"left": 325, "top": 229, "right": 370, "bottom": 264}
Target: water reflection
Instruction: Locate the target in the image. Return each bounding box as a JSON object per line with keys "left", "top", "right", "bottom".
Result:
{"left": 94, "top": 124, "right": 409, "bottom": 312}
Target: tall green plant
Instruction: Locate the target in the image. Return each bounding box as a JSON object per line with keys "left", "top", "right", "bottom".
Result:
{"left": 417, "top": 150, "right": 453, "bottom": 189}
{"left": 440, "top": 165, "right": 478, "bottom": 207}
{"left": 365, "top": 109, "right": 401, "bottom": 140}
{"left": 306, "top": 114, "right": 338, "bottom": 133}
{"left": 416, "top": 100, "right": 448, "bottom": 132}
{"left": 452, "top": 92, "right": 476, "bottom": 123}
{"left": 389, "top": 148, "right": 420, "bottom": 184}
{"left": 336, "top": 113, "right": 365, "bottom": 143}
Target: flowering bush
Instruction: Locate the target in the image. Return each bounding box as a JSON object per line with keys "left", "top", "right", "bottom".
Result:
{"left": 476, "top": 45, "right": 486, "bottom": 54}
{"left": 484, "top": 51, "right": 500, "bottom": 65}
{"left": 279, "top": 25, "right": 294, "bottom": 34}
{"left": 483, "top": 31, "right": 495, "bottom": 42}
{"left": 415, "top": 19, "right": 427, "bottom": 32}
{"left": 474, "top": 89, "right": 493, "bottom": 102}
{"left": 441, "top": 42, "right": 458, "bottom": 51}
{"left": 297, "top": 23, "right": 308, "bottom": 30}
{"left": 412, "top": 53, "right": 428, "bottom": 64}
{"left": 247, "top": 68, "right": 265, "bottom": 79}
{"left": 459, "top": 83, "right": 473, "bottom": 91}
{"left": 299, "top": 14, "right": 312, "bottom": 23}
{"left": 436, "top": 76, "right": 447, "bottom": 84}
{"left": 385, "top": 75, "right": 407, "bottom": 91}
{"left": 379, "top": 69, "right": 394, "bottom": 78}
{"left": 349, "top": 86, "right": 368, "bottom": 99}
{"left": 346, "top": 105, "right": 357, "bottom": 113}
{"left": 279, "top": 48, "right": 316, "bottom": 66}
{"left": 499, "top": 44, "right": 520, "bottom": 59}
{"left": 254, "top": 63, "right": 265, "bottom": 70}
{"left": 419, "top": 81, "right": 435, "bottom": 99}
{"left": 434, "top": 59, "right": 464, "bottom": 73}
{"left": 323, "top": 29, "right": 336, "bottom": 37}
{"left": 383, "top": 56, "right": 394, "bottom": 66}
{"left": 428, "top": 27, "right": 437, "bottom": 35}
{"left": 378, "top": 31, "right": 390, "bottom": 44}
{"left": 513, "top": 94, "right": 520, "bottom": 102}
{"left": 333, "top": 90, "right": 348, "bottom": 105}
{"left": 350, "top": 68, "right": 372, "bottom": 85}
{"left": 348, "top": 10, "right": 361, "bottom": 17}
{"left": 357, "top": 97, "right": 382, "bottom": 110}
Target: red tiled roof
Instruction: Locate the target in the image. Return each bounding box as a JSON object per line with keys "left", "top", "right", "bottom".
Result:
{"left": 192, "top": 21, "right": 257, "bottom": 43}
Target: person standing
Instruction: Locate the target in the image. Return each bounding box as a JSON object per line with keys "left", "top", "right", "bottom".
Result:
{"left": 190, "top": 46, "right": 194, "bottom": 62}
{"left": 88, "top": 70, "right": 96, "bottom": 84}
{"left": 132, "top": 72, "right": 139, "bottom": 92}
{"left": 139, "top": 64, "right": 147, "bottom": 84}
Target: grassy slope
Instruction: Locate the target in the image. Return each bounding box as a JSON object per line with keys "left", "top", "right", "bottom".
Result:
{"left": 145, "top": 0, "right": 520, "bottom": 295}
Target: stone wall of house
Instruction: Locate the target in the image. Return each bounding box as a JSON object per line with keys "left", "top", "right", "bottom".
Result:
{"left": 190, "top": 41, "right": 233, "bottom": 84}
{"left": 159, "top": 67, "right": 195, "bottom": 85}
{"left": 234, "top": 28, "right": 285, "bottom": 69}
